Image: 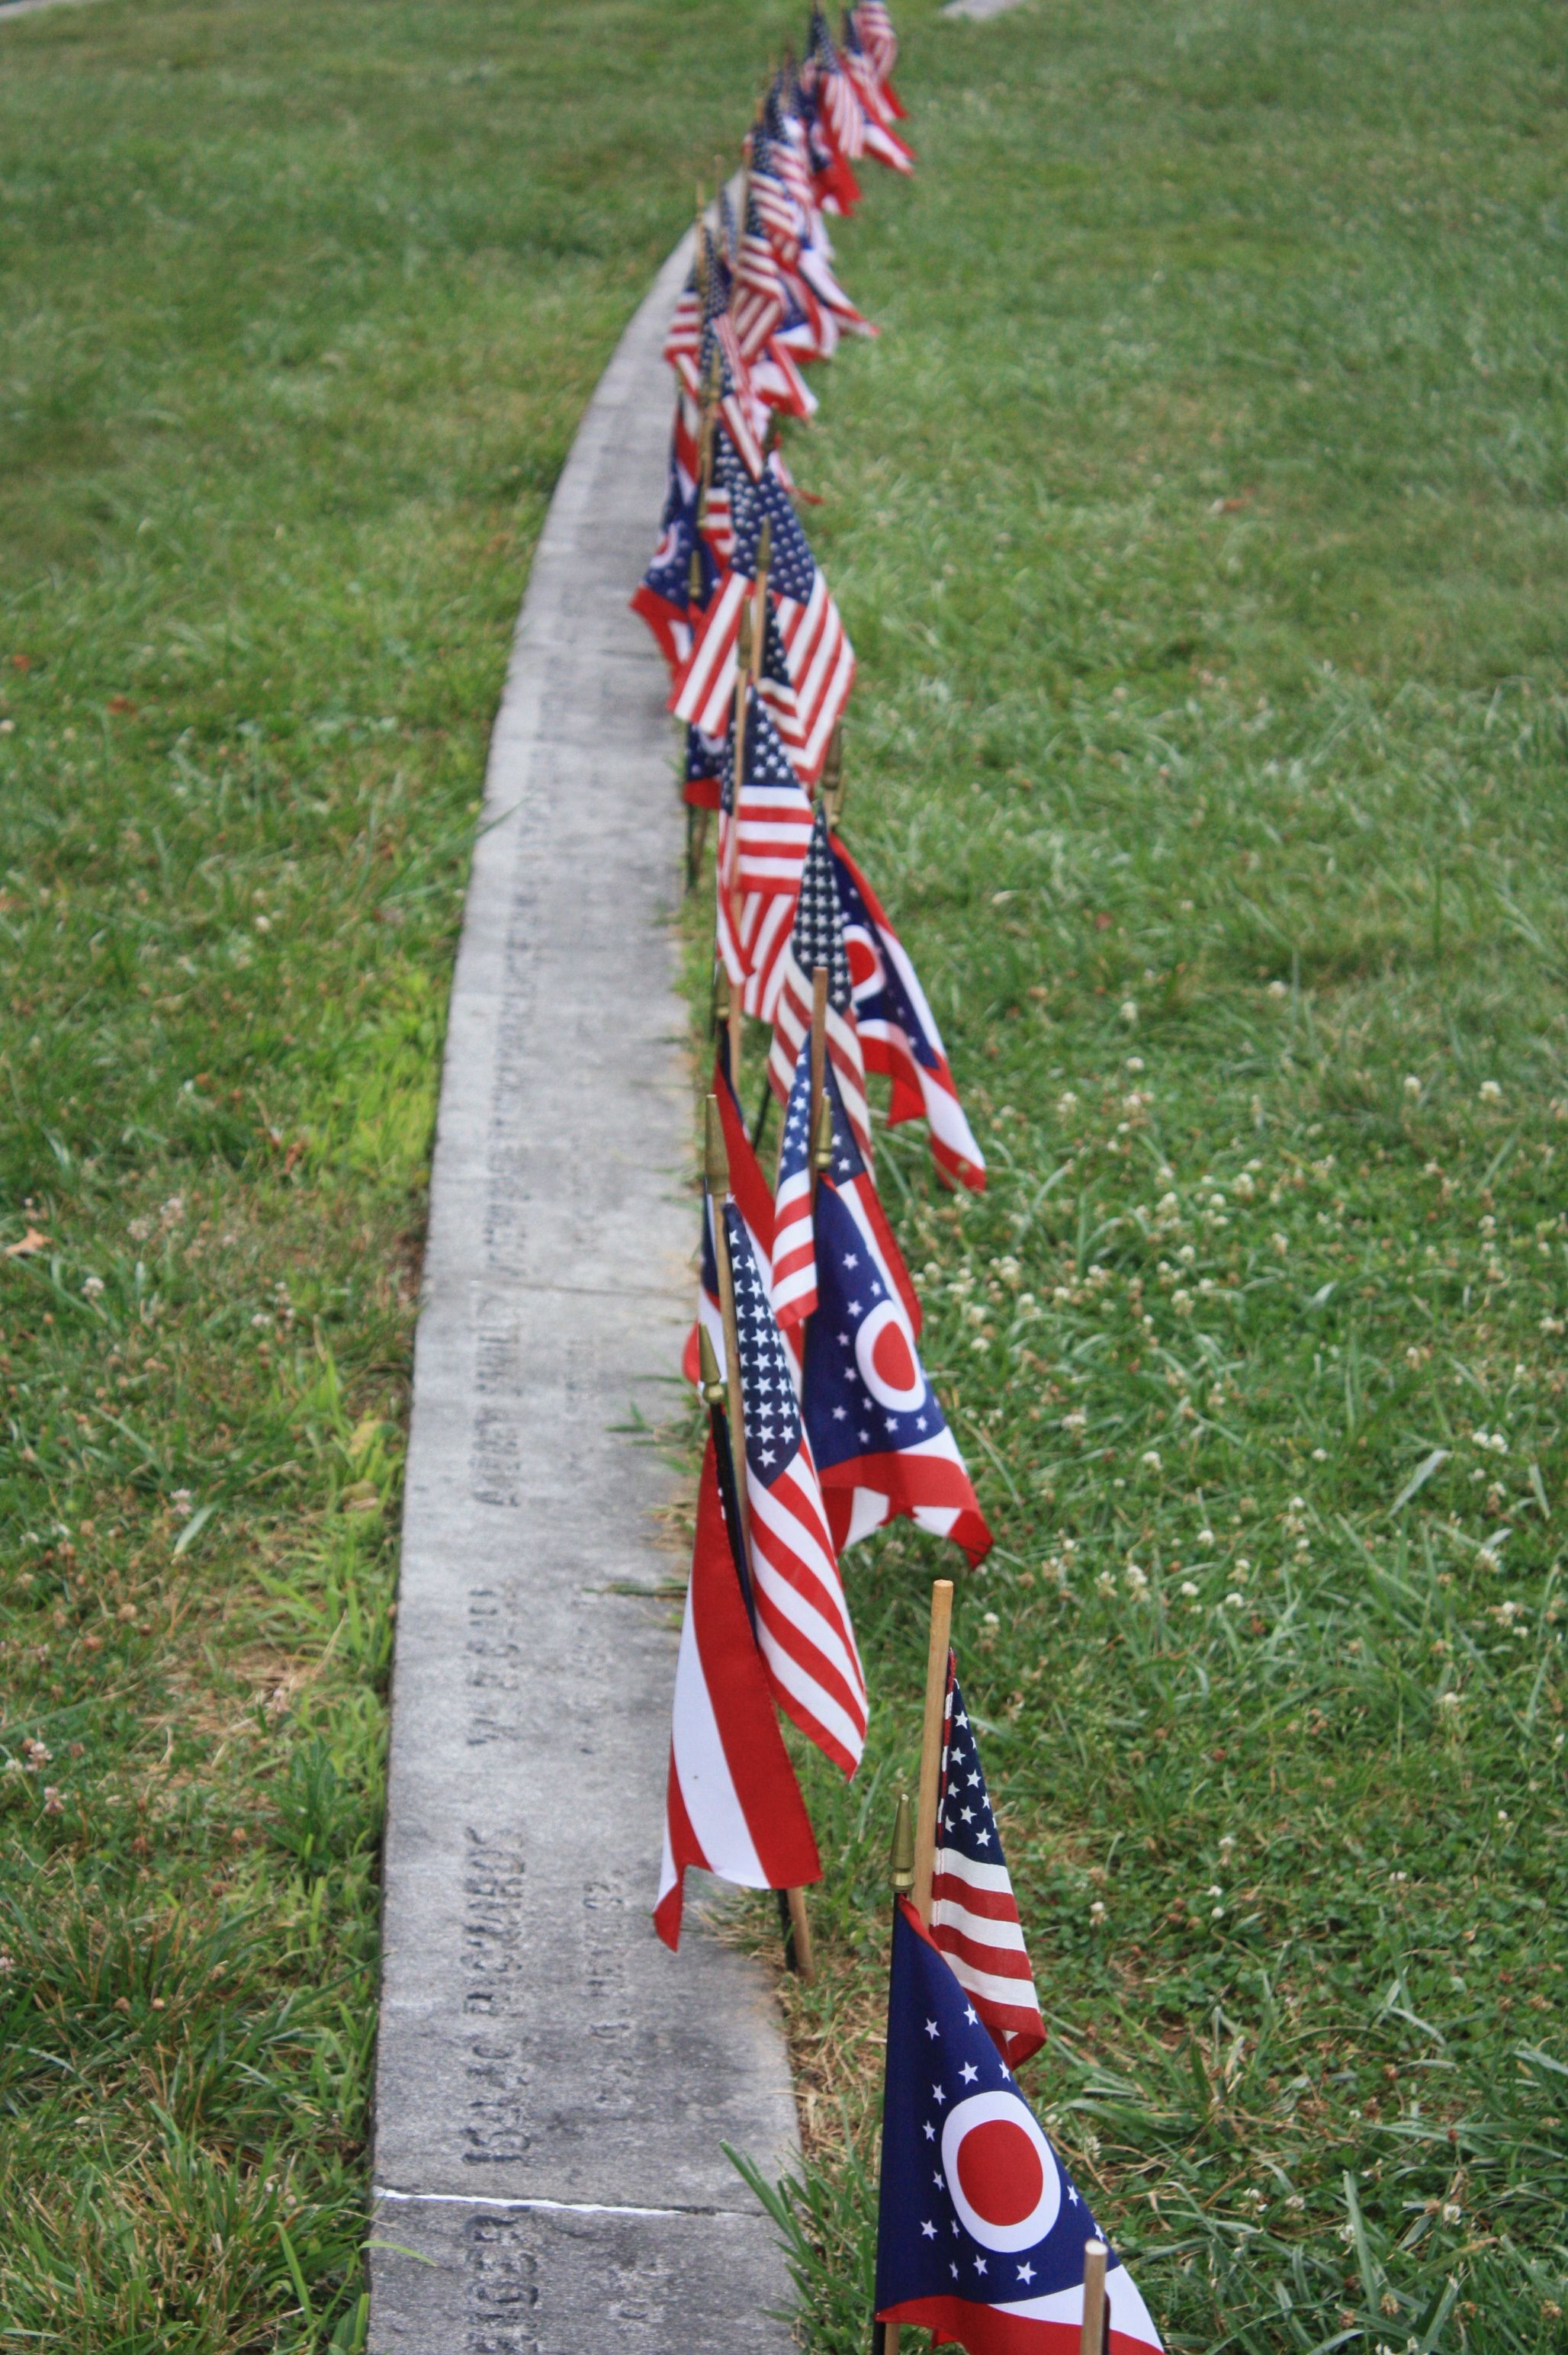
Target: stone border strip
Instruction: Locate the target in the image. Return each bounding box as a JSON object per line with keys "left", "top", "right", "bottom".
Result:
{"left": 940, "top": 0, "right": 1030, "bottom": 19}
{"left": 0, "top": 0, "right": 107, "bottom": 23}
{"left": 368, "top": 230, "right": 799, "bottom": 2351}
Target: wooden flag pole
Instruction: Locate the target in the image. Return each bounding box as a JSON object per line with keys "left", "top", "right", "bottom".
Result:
{"left": 750, "top": 516, "right": 773, "bottom": 686}
{"left": 808, "top": 960, "right": 828, "bottom": 1143}
{"left": 1079, "top": 2241, "right": 1110, "bottom": 2355}
{"left": 911, "top": 1578, "right": 955, "bottom": 1929}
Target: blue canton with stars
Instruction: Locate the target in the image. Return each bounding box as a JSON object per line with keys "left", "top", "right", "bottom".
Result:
{"left": 721, "top": 683, "right": 798, "bottom": 814}
{"left": 790, "top": 810, "right": 854, "bottom": 1013}
{"left": 724, "top": 1206, "right": 805, "bottom": 1488}
{"left": 731, "top": 460, "right": 820, "bottom": 599}
{"left": 776, "top": 1031, "right": 817, "bottom": 1204}
{"left": 942, "top": 1670, "right": 1010, "bottom": 1877}
{"left": 875, "top": 1902, "right": 1117, "bottom": 2321}
{"left": 800, "top": 1068, "right": 952, "bottom": 1476}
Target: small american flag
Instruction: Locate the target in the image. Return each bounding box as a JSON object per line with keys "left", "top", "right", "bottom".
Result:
{"left": 726, "top": 1206, "right": 869, "bottom": 1777}
{"left": 853, "top": 0, "right": 900, "bottom": 87}
{"left": 840, "top": 7, "right": 914, "bottom": 164}
{"left": 770, "top": 1033, "right": 821, "bottom": 1329}
{"left": 933, "top": 1656, "right": 1046, "bottom": 2064}
{"left": 721, "top": 683, "right": 815, "bottom": 898}
{"left": 766, "top": 805, "right": 871, "bottom": 1162}
{"left": 673, "top": 457, "right": 855, "bottom": 786}
{"left": 733, "top": 190, "right": 787, "bottom": 361}
{"left": 654, "top": 1432, "right": 821, "bottom": 1951}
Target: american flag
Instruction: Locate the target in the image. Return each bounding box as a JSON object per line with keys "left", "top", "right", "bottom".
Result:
{"left": 654, "top": 1432, "right": 821, "bottom": 1952}
{"left": 830, "top": 831, "right": 987, "bottom": 1193}
{"left": 747, "top": 136, "right": 803, "bottom": 265}
{"left": 721, "top": 682, "right": 815, "bottom": 898}
{"left": 804, "top": 10, "right": 866, "bottom": 214}
{"left": 732, "top": 189, "right": 787, "bottom": 361}
{"left": 766, "top": 806, "right": 871, "bottom": 1161}
{"left": 726, "top": 1206, "right": 869, "bottom": 1777}
{"left": 672, "top": 456, "right": 854, "bottom": 786}
{"left": 800, "top": 1070, "right": 991, "bottom": 1566}
{"left": 714, "top": 683, "right": 816, "bottom": 1011}
{"left": 683, "top": 1049, "right": 776, "bottom": 1396}
{"left": 840, "top": 7, "right": 915, "bottom": 165}
{"left": 852, "top": 0, "right": 901, "bottom": 94}
{"left": 770, "top": 1032, "right": 821, "bottom": 1329}
{"left": 933, "top": 1656, "right": 1045, "bottom": 2064}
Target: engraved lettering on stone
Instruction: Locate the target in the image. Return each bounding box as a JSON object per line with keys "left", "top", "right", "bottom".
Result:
{"left": 464, "top": 2213, "right": 539, "bottom": 2353}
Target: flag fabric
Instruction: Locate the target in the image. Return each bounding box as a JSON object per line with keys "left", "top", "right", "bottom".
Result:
{"left": 733, "top": 190, "right": 788, "bottom": 360}
{"left": 630, "top": 442, "right": 715, "bottom": 676}
{"left": 655, "top": 1434, "right": 822, "bottom": 1951}
{"left": 770, "top": 1031, "right": 821, "bottom": 1329}
{"left": 766, "top": 806, "right": 872, "bottom": 1161}
{"left": 874, "top": 1900, "right": 1165, "bottom": 2354}
{"left": 831, "top": 831, "right": 987, "bottom": 1191}
{"left": 725, "top": 1206, "right": 869, "bottom": 1776}
{"left": 682, "top": 722, "right": 725, "bottom": 814}
{"left": 840, "top": 7, "right": 915, "bottom": 165}
{"left": 715, "top": 680, "right": 818, "bottom": 1007}
{"left": 672, "top": 454, "right": 855, "bottom": 786}
{"left": 852, "top": 0, "right": 905, "bottom": 111}
{"left": 683, "top": 1045, "right": 776, "bottom": 1394}
{"left": 801, "top": 1065, "right": 991, "bottom": 1565}
{"left": 724, "top": 682, "right": 816, "bottom": 898}
{"left": 933, "top": 1659, "right": 1045, "bottom": 2065}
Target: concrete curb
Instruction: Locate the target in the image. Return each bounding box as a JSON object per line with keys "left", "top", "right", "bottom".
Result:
{"left": 368, "top": 233, "right": 799, "bottom": 2351}
{"left": 0, "top": 0, "right": 106, "bottom": 23}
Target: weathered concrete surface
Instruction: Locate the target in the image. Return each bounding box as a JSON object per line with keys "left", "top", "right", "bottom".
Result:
{"left": 940, "top": 0, "right": 1030, "bottom": 18}
{"left": 369, "top": 233, "right": 800, "bottom": 2351}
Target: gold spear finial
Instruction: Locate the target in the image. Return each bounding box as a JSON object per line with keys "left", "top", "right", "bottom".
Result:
{"left": 820, "top": 721, "right": 847, "bottom": 827}
{"left": 698, "top": 1325, "right": 726, "bottom": 1408}
{"left": 812, "top": 1088, "right": 836, "bottom": 1173}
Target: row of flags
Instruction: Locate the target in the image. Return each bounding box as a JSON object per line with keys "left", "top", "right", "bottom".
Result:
{"left": 627, "top": 14, "right": 1165, "bottom": 2350}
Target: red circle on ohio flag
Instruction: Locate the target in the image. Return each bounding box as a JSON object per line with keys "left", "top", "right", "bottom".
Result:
{"left": 956, "top": 2118, "right": 1044, "bottom": 2225}
{"left": 941, "top": 2092, "right": 1061, "bottom": 2251}
{"left": 845, "top": 932, "right": 880, "bottom": 991}
{"left": 854, "top": 1299, "right": 924, "bottom": 1412}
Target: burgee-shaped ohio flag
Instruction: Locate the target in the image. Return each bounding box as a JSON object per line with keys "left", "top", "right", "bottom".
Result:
{"left": 875, "top": 1901, "right": 1163, "bottom": 2355}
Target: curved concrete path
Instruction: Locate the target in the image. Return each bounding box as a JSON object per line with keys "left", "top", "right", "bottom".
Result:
{"left": 368, "top": 233, "right": 798, "bottom": 2352}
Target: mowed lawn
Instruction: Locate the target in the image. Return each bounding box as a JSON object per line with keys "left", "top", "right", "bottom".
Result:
{"left": 0, "top": 1, "right": 802, "bottom": 2346}
{"left": 709, "top": 4, "right": 1568, "bottom": 2352}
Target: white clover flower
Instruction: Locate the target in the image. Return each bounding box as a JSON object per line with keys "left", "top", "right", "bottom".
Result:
{"left": 1124, "top": 1563, "right": 1149, "bottom": 1594}
{"left": 1225, "top": 1590, "right": 1245, "bottom": 1608}
{"left": 1120, "top": 998, "right": 1139, "bottom": 1025}
{"left": 1403, "top": 1075, "right": 1422, "bottom": 1097}
{"left": 1197, "top": 1526, "right": 1214, "bottom": 1547}
{"left": 1268, "top": 978, "right": 1288, "bottom": 999}
{"left": 1126, "top": 1055, "right": 1145, "bottom": 1074}
{"left": 1438, "top": 1691, "right": 1462, "bottom": 1711}
{"left": 1141, "top": 1449, "right": 1162, "bottom": 1471}
{"left": 1180, "top": 1580, "right": 1199, "bottom": 1599}
{"left": 1172, "top": 1289, "right": 1194, "bottom": 1316}
{"left": 1479, "top": 1080, "right": 1502, "bottom": 1104}
{"left": 1057, "top": 1091, "right": 1079, "bottom": 1115}
{"left": 82, "top": 1274, "right": 104, "bottom": 1297}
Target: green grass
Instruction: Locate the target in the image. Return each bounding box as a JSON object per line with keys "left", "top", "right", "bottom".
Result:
{"left": 0, "top": 0, "right": 807, "bottom": 2344}
{"left": 699, "top": 3, "right": 1568, "bottom": 2350}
